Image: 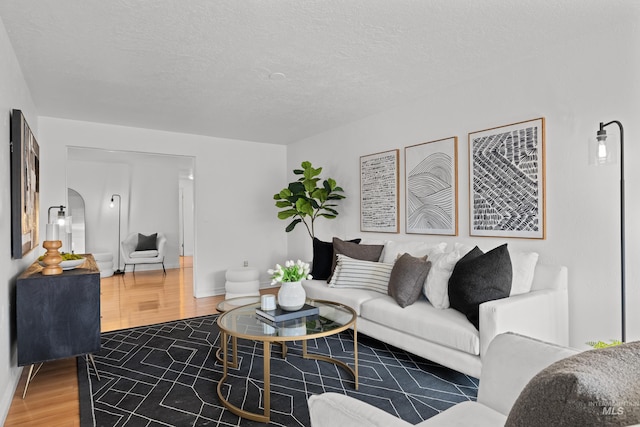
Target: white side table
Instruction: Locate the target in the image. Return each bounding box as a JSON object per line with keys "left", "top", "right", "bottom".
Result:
{"left": 225, "top": 267, "right": 260, "bottom": 299}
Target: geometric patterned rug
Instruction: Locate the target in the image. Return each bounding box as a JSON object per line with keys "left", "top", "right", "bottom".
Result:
{"left": 77, "top": 315, "right": 477, "bottom": 426}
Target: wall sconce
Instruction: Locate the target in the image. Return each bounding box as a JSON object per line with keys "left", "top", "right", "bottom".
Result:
{"left": 110, "top": 194, "right": 124, "bottom": 275}
{"left": 591, "top": 120, "right": 626, "bottom": 342}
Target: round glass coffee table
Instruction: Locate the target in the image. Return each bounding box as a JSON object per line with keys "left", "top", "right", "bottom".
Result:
{"left": 215, "top": 295, "right": 261, "bottom": 313}
{"left": 216, "top": 299, "right": 358, "bottom": 423}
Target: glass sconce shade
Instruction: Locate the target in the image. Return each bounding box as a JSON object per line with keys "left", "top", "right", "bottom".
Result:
{"left": 589, "top": 132, "right": 618, "bottom": 165}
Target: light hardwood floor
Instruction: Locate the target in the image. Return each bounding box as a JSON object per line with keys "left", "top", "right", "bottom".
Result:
{"left": 5, "top": 257, "right": 275, "bottom": 426}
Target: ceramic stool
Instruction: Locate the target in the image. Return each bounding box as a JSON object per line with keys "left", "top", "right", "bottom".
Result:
{"left": 93, "top": 252, "right": 114, "bottom": 278}
{"left": 225, "top": 267, "right": 260, "bottom": 299}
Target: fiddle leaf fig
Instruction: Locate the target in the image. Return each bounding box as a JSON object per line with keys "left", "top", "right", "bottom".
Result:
{"left": 273, "top": 161, "right": 346, "bottom": 240}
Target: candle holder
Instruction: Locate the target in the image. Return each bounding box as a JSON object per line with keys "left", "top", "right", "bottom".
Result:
{"left": 42, "top": 240, "right": 63, "bottom": 276}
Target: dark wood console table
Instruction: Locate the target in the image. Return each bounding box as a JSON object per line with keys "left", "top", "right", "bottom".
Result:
{"left": 16, "top": 254, "right": 101, "bottom": 397}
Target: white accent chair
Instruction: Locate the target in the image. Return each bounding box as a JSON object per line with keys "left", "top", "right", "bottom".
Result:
{"left": 121, "top": 232, "right": 167, "bottom": 274}
{"left": 308, "top": 333, "right": 579, "bottom": 427}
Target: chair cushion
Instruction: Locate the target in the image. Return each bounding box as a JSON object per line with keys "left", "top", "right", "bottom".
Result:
{"left": 136, "top": 233, "right": 158, "bottom": 251}
{"left": 418, "top": 401, "right": 507, "bottom": 427}
{"left": 308, "top": 393, "right": 413, "bottom": 427}
{"left": 505, "top": 342, "right": 640, "bottom": 427}
{"left": 130, "top": 250, "right": 159, "bottom": 258}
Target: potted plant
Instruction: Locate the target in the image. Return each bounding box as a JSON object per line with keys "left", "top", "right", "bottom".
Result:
{"left": 586, "top": 339, "right": 623, "bottom": 349}
{"left": 268, "top": 260, "right": 312, "bottom": 311}
{"left": 273, "top": 161, "right": 345, "bottom": 240}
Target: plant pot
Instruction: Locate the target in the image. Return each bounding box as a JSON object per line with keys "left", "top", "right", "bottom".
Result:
{"left": 277, "top": 281, "right": 306, "bottom": 311}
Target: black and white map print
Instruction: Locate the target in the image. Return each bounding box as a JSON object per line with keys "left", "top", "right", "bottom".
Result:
{"left": 406, "top": 137, "right": 457, "bottom": 235}
{"left": 470, "top": 118, "right": 545, "bottom": 239}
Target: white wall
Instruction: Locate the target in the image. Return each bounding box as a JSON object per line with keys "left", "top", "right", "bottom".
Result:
{"left": 287, "top": 22, "right": 640, "bottom": 348}
{"left": 39, "top": 117, "right": 288, "bottom": 297}
{"left": 0, "top": 16, "right": 39, "bottom": 425}
{"left": 67, "top": 151, "right": 190, "bottom": 271}
{"left": 67, "top": 159, "right": 131, "bottom": 260}
{"left": 179, "top": 177, "right": 195, "bottom": 256}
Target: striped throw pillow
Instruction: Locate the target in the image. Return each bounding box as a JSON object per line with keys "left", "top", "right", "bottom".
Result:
{"left": 329, "top": 254, "right": 394, "bottom": 294}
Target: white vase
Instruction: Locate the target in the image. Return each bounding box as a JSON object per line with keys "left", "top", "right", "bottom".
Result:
{"left": 277, "top": 281, "right": 306, "bottom": 311}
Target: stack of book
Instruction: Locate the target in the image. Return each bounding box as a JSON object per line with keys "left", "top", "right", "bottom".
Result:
{"left": 256, "top": 303, "right": 319, "bottom": 323}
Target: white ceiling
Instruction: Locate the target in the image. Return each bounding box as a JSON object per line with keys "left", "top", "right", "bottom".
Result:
{"left": 0, "top": 1, "right": 633, "bottom": 144}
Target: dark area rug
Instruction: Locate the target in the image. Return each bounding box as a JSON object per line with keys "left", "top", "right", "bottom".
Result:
{"left": 78, "top": 315, "right": 477, "bottom": 426}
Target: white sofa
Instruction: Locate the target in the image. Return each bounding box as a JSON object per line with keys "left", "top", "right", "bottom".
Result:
{"left": 308, "top": 333, "right": 579, "bottom": 427}
{"left": 302, "top": 245, "right": 569, "bottom": 378}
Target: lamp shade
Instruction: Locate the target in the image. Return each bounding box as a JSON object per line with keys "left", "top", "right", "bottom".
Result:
{"left": 588, "top": 132, "right": 618, "bottom": 166}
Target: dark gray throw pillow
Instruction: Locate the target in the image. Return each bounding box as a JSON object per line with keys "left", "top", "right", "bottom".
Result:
{"left": 447, "top": 244, "right": 512, "bottom": 329}
{"left": 388, "top": 253, "right": 432, "bottom": 308}
{"left": 505, "top": 342, "right": 640, "bottom": 427}
{"left": 311, "top": 237, "right": 361, "bottom": 281}
{"left": 136, "top": 233, "right": 158, "bottom": 251}
{"left": 330, "top": 237, "right": 384, "bottom": 283}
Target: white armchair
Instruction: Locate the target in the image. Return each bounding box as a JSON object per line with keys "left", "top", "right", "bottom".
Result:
{"left": 120, "top": 232, "right": 167, "bottom": 274}
{"left": 308, "top": 333, "right": 578, "bottom": 427}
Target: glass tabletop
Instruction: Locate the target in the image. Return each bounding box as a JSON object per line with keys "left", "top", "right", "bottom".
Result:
{"left": 216, "top": 295, "right": 261, "bottom": 312}
{"left": 217, "top": 299, "right": 356, "bottom": 341}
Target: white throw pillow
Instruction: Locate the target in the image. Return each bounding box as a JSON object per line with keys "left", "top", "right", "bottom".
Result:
{"left": 329, "top": 254, "right": 394, "bottom": 294}
{"left": 381, "top": 240, "right": 447, "bottom": 264}
{"left": 509, "top": 250, "right": 539, "bottom": 295}
{"left": 359, "top": 239, "right": 389, "bottom": 261}
{"left": 424, "top": 244, "right": 474, "bottom": 309}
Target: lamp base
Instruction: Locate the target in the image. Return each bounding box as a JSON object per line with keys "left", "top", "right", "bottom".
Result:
{"left": 42, "top": 240, "right": 63, "bottom": 276}
{"left": 113, "top": 269, "right": 125, "bottom": 275}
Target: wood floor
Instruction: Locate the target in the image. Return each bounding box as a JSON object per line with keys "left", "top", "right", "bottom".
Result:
{"left": 5, "top": 257, "right": 275, "bottom": 426}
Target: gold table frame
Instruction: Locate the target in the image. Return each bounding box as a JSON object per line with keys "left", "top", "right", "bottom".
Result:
{"left": 216, "top": 299, "right": 358, "bottom": 423}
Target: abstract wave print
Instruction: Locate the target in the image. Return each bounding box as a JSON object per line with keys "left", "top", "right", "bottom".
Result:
{"left": 407, "top": 152, "right": 454, "bottom": 233}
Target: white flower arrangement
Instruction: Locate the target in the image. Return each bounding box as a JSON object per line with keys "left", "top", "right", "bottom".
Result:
{"left": 268, "top": 260, "right": 312, "bottom": 285}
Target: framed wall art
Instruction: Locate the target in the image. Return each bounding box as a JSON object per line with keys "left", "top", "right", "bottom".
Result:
{"left": 10, "top": 109, "right": 40, "bottom": 258}
{"left": 405, "top": 136, "right": 458, "bottom": 235}
{"left": 469, "top": 117, "right": 545, "bottom": 239}
{"left": 360, "top": 149, "right": 399, "bottom": 233}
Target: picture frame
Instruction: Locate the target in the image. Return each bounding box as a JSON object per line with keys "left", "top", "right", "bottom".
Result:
{"left": 360, "top": 149, "right": 399, "bottom": 233}
{"left": 10, "top": 109, "right": 40, "bottom": 258}
{"left": 469, "top": 117, "right": 545, "bottom": 239}
{"left": 405, "top": 137, "right": 458, "bottom": 235}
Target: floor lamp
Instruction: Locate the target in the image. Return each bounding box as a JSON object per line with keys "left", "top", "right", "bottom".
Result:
{"left": 110, "top": 194, "right": 124, "bottom": 275}
{"left": 594, "top": 120, "right": 625, "bottom": 342}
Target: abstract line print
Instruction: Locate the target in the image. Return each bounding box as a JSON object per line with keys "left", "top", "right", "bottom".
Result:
{"left": 360, "top": 149, "right": 400, "bottom": 233}
{"left": 469, "top": 118, "right": 545, "bottom": 239}
{"left": 405, "top": 137, "right": 458, "bottom": 235}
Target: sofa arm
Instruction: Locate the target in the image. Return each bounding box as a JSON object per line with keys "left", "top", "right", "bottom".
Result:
{"left": 308, "top": 393, "right": 413, "bottom": 427}
{"left": 479, "top": 287, "right": 569, "bottom": 359}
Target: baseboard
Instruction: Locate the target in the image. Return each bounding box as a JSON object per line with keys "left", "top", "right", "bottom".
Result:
{"left": 0, "top": 365, "right": 23, "bottom": 425}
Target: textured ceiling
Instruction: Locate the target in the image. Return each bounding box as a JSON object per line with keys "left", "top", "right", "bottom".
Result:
{"left": 0, "top": 1, "right": 633, "bottom": 144}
